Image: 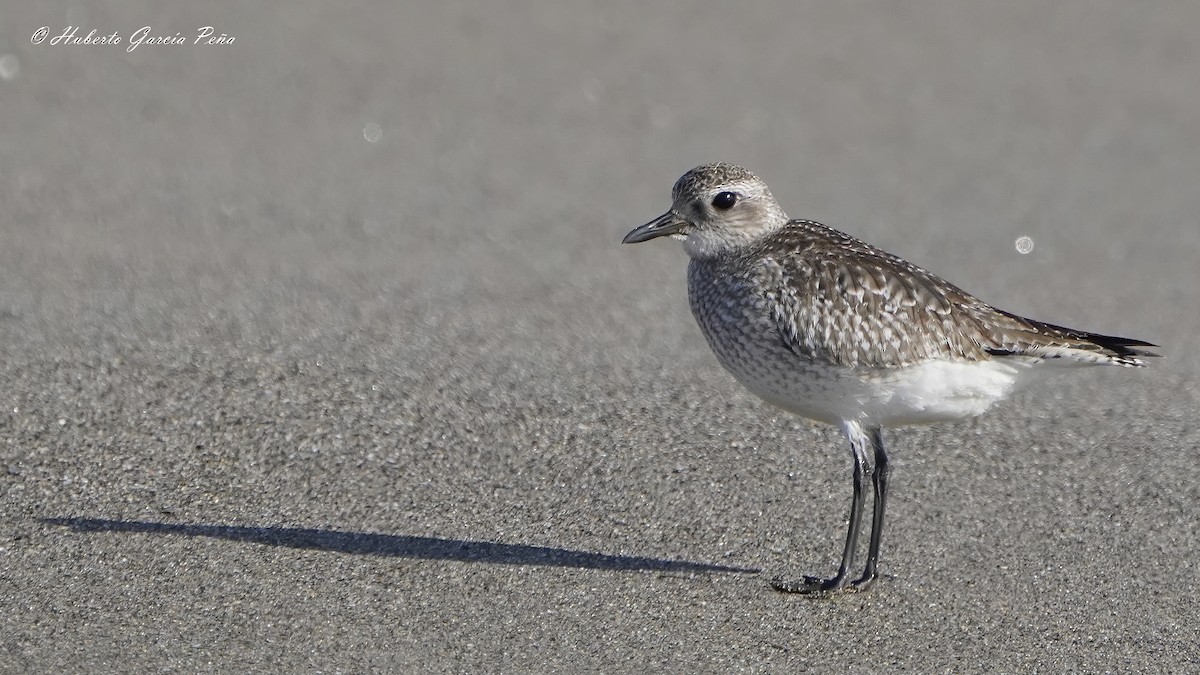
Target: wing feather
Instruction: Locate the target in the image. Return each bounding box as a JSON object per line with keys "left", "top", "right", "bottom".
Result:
{"left": 753, "top": 221, "right": 1157, "bottom": 369}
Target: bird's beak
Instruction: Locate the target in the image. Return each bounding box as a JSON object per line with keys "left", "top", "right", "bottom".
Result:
{"left": 622, "top": 210, "right": 687, "bottom": 244}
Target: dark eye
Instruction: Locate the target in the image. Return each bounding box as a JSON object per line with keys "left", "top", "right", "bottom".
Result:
{"left": 711, "top": 191, "right": 738, "bottom": 210}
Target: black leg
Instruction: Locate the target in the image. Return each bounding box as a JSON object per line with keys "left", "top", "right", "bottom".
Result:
{"left": 853, "top": 426, "right": 889, "bottom": 590}
{"left": 772, "top": 421, "right": 873, "bottom": 595}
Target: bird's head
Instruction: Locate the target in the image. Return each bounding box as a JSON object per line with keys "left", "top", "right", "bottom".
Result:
{"left": 623, "top": 163, "right": 789, "bottom": 258}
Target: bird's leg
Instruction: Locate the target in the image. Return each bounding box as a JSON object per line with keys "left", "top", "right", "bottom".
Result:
{"left": 853, "top": 426, "right": 889, "bottom": 590}
{"left": 771, "top": 421, "right": 872, "bottom": 595}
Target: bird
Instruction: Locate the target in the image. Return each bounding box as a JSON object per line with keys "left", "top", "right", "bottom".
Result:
{"left": 621, "top": 162, "right": 1158, "bottom": 595}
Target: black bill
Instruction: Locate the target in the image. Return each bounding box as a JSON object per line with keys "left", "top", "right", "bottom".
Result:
{"left": 622, "top": 210, "right": 687, "bottom": 244}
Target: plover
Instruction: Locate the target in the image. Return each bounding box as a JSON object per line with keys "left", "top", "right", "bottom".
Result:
{"left": 622, "top": 162, "right": 1158, "bottom": 595}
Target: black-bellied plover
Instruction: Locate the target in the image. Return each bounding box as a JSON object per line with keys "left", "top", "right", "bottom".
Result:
{"left": 623, "top": 162, "right": 1158, "bottom": 595}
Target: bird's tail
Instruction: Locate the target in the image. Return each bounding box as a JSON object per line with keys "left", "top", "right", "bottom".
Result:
{"left": 984, "top": 313, "right": 1160, "bottom": 367}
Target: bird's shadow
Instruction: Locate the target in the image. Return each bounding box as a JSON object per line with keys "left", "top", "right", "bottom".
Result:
{"left": 41, "top": 517, "right": 759, "bottom": 575}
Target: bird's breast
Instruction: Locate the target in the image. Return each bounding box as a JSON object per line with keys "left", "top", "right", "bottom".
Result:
{"left": 686, "top": 260, "right": 857, "bottom": 424}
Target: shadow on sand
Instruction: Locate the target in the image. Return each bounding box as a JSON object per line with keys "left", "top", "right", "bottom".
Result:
{"left": 42, "top": 517, "right": 759, "bottom": 574}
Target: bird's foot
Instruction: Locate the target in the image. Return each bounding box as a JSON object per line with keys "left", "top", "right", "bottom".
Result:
{"left": 770, "top": 572, "right": 879, "bottom": 596}
{"left": 770, "top": 574, "right": 847, "bottom": 595}
{"left": 851, "top": 571, "right": 879, "bottom": 592}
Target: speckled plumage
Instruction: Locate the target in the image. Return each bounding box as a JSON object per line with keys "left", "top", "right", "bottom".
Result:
{"left": 624, "top": 162, "right": 1158, "bottom": 595}
{"left": 671, "top": 162, "right": 763, "bottom": 203}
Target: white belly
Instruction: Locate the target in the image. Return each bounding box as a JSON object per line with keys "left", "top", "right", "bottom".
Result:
{"left": 859, "top": 358, "right": 1034, "bottom": 425}
{"left": 725, "top": 354, "right": 1035, "bottom": 428}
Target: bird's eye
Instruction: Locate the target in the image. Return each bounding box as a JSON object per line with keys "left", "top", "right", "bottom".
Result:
{"left": 711, "top": 192, "right": 738, "bottom": 210}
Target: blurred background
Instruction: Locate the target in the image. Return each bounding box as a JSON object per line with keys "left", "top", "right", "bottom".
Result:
{"left": 2, "top": 2, "right": 1196, "bottom": 671}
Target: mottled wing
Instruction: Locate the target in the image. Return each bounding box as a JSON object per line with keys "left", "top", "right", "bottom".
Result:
{"left": 757, "top": 221, "right": 1157, "bottom": 369}
{"left": 756, "top": 222, "right": 991, "bottom": 368}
